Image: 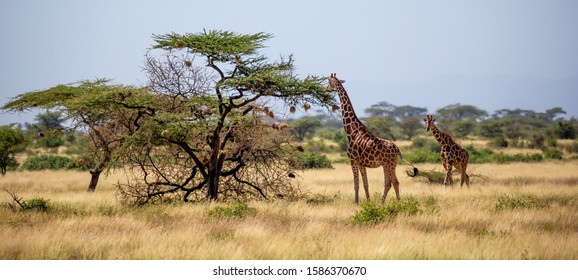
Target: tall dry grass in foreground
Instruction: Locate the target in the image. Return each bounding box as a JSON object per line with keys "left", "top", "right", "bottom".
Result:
{"left": 0, "top": 162, "right": 577, "bottom": 259}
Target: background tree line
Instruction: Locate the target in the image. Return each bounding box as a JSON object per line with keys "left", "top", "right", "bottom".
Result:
{"left": 286, "top": 102, "right": 578, "bottom": 166}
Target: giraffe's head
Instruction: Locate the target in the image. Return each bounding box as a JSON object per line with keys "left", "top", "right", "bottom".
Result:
{"left": 424, "top": 115, "right": 435, "bottom": 131}
{"left": 326, "top": 73, "right": 345, "bottom": 91}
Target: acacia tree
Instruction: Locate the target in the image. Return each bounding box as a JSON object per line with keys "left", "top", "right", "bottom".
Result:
{"left": 116, "top": 30, "right": 336, "bottom": 203}
{"left": 0, "top": 126, "right": 25, "bottom": 175}
{"left": 2, "top": 80, "right": 149, "bottom": 191}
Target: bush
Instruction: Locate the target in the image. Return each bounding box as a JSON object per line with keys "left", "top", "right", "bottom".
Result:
{"left": 304, "top": 139, "right": 334, "bottom": 153}
{"left": 351, "top": 202, "right": 386, "bottom": 225}
{"left": 492, "top": 152, "right": 543, "bottom": 164}
{"left": 543, "top": 148, "right": 563, "bottom": 160}
{"left": 464, "top": 145, "right": 495, "bottom": 163}
{"left": 296, "top": 152, "right": 333, "bottom": 169}
{"left": 556, "top": 121, "right": 576, "bottom": 139}
{"left": 495, "top": 195, "right": 549, "bottom": 211}
{"left": 37, "top": 135, "right": 64, "bottom": 148}
{"left": 22, "top": 154, "right": 79, "bottom": 171}
{"left": 383, "top": 197, "right": 420, "bottom": 216}
{"left": 489, "top": 137, "right": 509, "bottom": 148}
{"left": 410, "top": 137, "right": 441, "bottom": 153}
{"left": 22, "top": 197, "right": 51, "bottom": 212}
{"left": 351, "top": 198, "right": 420, "bottom": 225}
{"left": 207, "top": 203, "right": 256, "bottom": 219}
{"left": 5, "top": 191, "right": 51, "bottom": 212}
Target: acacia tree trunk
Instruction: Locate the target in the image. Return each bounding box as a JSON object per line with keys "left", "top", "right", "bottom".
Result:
{"left": 206, "top": 138, "right": 223, "bottom": 200}
{"left": 87, "top": 153, "right": 111, "bottom": 192}
{"left": 88, "top": 169, "right": 102, "bottom": 192}
{"left": 206, "top": 166, "right": 219, "bottom": 200}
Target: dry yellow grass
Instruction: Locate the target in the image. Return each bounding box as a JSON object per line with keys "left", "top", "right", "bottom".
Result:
{"left": 0, "top": 161, "right": 577, "bottom": 260}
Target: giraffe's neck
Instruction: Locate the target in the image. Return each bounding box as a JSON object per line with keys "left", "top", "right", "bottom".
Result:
{"left": 430, "top": 124, "right": 449, "bottom": 146}
{"left": 334, "top": 82, "right": 366, "bottom": 139}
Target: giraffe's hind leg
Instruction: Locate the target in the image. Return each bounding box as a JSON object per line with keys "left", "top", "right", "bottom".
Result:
{"left": 460, "top": 163, "right": 470, "bottom": 188}
{"left": 391, "top": 169, "right": 400, "bottom": 201}
{"left": 382, "top": 166, "right": 392, "bottom": 203}
{"left": 359, "top": 166, "right": 370, "bottom": 201}
{"left": 383, "top": 166, "right": 400, "bottom": 201}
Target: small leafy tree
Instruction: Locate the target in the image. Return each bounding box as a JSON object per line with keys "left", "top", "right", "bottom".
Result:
{"left": 0, "top": 126, "right": 25, "bottom": 175}
{"left": 290, "top": 116, "right": 322, "bottom": 141}
{"left": 556, "top": 121, "right": 575, "bottom": 139}
{"left": 364, "top": 116, "right": 397, "bottom": 140}
{"left": 27, "top": 110, "right": 66, "bottom": 148}
{"left": 398, "top": 116, "right": 423, "bottom": 140}
{"left": 2, "top": 80, "right": 149, "bottom": 191}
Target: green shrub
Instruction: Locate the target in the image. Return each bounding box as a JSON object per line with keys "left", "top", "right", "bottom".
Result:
{"left": 351, "top": 202, "right": 386, "bottom": 225}
{"left": 495, "top": 194, "right": 549, "bottom": 211}
{"left": 489, "top": 137, "right": 509, "bottom": 148}
{"left": 296, "top": 152, "right": 333, "bottom": 169}
{"left": 464, "top": 145, "right": 495, "bottom": 163}
{"left": 351, "top": 198, "right": 420, "bottom": 225}
{"left": 382, "top": 197, "right": 420, "bottom": 216}
{"left": 492, "top": 152, "right": 543, "bottom": 164}
{"left": 207, "top": 203, "right": 256, "bottom": 219}
{"left": 37, "top": 135, "right": 64, "bottom": 148}
{"left": 410, "top": 137, "right": 441, "bottom": 153}
{"left": 5, "top": 193, "right": 51, "bottom": 212}
{"left": 22, "top": 154, "right": 78, "bottom": 170}
{"left": 543, "top": 148, "right": 563, "bottom": 160}
{"left": 22, "top": 197, "right": 51, "bottom": 212}
{"left": 304, "top": 139, "right": 333, "bottom": 153}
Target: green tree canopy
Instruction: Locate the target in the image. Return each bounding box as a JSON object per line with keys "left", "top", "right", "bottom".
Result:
{"left": 2, "top": 79, "right": 152, "bottom": 191}
{"left": 436, "top": 103, "right": 487, "bottom": 122}
{"left": 290, "top": 116, "right": 322, "bottom": 141}
{"left": 0, "top": 126, "right": 25, "bottom": 175}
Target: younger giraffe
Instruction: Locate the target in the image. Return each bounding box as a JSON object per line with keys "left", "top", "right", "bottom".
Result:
{"left": 424, "top": 115, "right": 470, "bottom": 187}
{"left": 328, "top": 73, "right": 417, "bottom": 204}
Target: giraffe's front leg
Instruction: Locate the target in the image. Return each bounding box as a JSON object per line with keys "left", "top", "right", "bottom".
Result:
{"left": 444, "top": 165, "right": 453, "bottom": 185}
{"left": 359, "top": 166, "right": 370, "bottom": 201}
{"left": 351, "top": 163, "right": 361, "bottom": 204}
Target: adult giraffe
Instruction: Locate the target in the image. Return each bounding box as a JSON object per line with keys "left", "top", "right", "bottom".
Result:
{"left": 424, "top": 115, "right": 470, "bottom": 187}
{"left": 327, "top": 73, "right": 417, "bottom": 204}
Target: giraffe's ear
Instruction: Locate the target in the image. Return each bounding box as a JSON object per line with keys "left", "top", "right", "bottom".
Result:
{"left": 339, "top": 79, "right": 346, "bottom": 83}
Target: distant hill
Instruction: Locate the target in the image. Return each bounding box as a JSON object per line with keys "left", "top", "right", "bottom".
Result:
{"left": 347, "top": 74, "right": 578, "bottom": 118}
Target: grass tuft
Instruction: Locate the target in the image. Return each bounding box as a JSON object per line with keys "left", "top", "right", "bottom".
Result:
{"left": 494, "top": 194, "right": 549, "bottom": 211}
{"left": 207, "top": 202, "right": 256, "bottom": 219}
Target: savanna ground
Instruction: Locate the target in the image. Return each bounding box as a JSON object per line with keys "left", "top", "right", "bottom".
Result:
{"left": 0, "top": 161, "right": 577, "bottom": 260}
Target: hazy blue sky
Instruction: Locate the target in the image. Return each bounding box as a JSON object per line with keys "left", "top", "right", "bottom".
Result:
{"left": 1, "top": 0, "right": 578, "bottom": 125}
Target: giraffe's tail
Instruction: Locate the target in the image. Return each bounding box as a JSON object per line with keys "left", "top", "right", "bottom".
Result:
{"left": 399, "top": 153, "right": 419, "bottom": 177}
